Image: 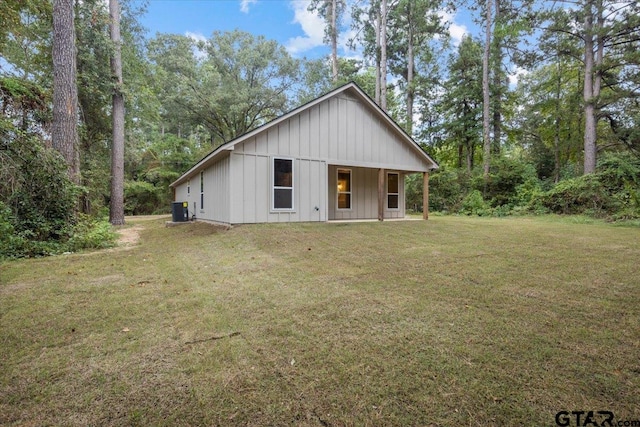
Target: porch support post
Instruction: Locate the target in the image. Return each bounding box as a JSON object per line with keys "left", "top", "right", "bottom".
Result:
{"left": 423, "top": 171, "right": 430, "bottom": 220}
{"left": 378, "top": 168, "right": 385, "bottom": 221}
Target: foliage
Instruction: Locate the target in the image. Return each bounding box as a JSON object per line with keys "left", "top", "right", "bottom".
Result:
{"left": 124, "top": 180, "right": 162, "bottom": 215}
{"left": 0, "top": 205, "right": 117, "bottom": 258}
{"left": 426, "top": 151, "right": 640, "bottom": 222}
{"left": 67, "top": 215, "right": 118, "bottom": 252}
{"left": 1, "top": 136, "right": 79, "bottom": 242}
{"left": 147, "top": 30, "right": 300, "bottom": 146}
{"left": 482, "top": 156, "right": 534, "bottom": 207}
{"left": 0, "top": 137, "right": 75, "bottom": 257}
{"left": 404, "top": 173, "right": 423, "bottom": 212}
{"left": 532, "top": 152, "right": 640, "bottom": 218}
{"left": 461, "top": 189, "right": 488, "bottom": 215}
{"left": 0, "top": 201, "right": 27, "bottom": 259}
{"left": 431, "top": 35, "right": 483, "bottom": 171}
{"left": 1, "top": 74, "right": 117, "bottom": 258}
{"left": 427, "top": 167, "right": 472, "bottom": 213}
{"left": 533, "top": 174, "right": 612, "bottom": 216}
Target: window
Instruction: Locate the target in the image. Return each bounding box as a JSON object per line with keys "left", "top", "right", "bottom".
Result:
{"left": 187, "top": 180, "right": 190, "bottom": 195}
{"left": 387, "top": 172, "right": 399, "bottom": 209}
{"left": 337, "top": 169, "right": 351, "bottom": 209}
{"left": 273, "top": 158, "right": 293, "bottom": 210}
{"left": 200, "top": 171, "right": 204, "bottom": 211}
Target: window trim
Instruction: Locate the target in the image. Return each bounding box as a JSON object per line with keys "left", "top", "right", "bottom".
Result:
{"left": 387, "top": 172, "right": 400, "bottom": 210}
{"left": 272, "top": 157, "right": 295, "bottom": 211}
{"left": 336, "top": 168, "right": 352, "bottom": 210}
{"left": 200, "top": 171, "right": 204, "bottom": 212}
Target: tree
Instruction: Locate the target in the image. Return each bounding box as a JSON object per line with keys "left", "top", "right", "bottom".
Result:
{"left": 518, "top": 17, "right": 586, "bottom": 182}
{"left": 146, "top": 34, "right": 198, "bottom": 139}
{"left": 148, "top": 30, "right": 299, "bottom": 146}
{"left": 545, "top": 0, "right": 640, "bottom": 174}
{"left": 514, "top": 62, "right": 584, "bottom": 182}
{"left": 351, "top": 0, "right": 392, "bottom": 110}
{"left": 52, "top": 0, "right": 80, "bottom": 184}
{"left": 440, "top": 36, "right": 484, "bottom": 172}
{"left": 482, "top": 0, "right": 492, "bottom": 182}
{"left": 109, "top": 0, "right": 125, "bottom": 225}
{"left": 308, "top": 0, "right": 345, "bottom": 83}
{"left": 1, "top": 76, "right": 79, "bottom": 256}
{"left": 387, "top": 0, "right": 447, "bottom": 135}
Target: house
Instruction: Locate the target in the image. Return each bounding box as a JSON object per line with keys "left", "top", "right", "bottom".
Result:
{"left": 170, "top": 82, "right": 438, "bottom": 225}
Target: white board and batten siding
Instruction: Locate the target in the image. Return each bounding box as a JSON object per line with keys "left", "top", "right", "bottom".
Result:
{"left": 174, "top": 155, "right": 231, "bottom": 224}
{"left": 232, "top": 92, "right": 429, "bottom": 171}
{"left": 228, "top": 154, "right": 326, "bottom": 223}
{"left": 228, "top": 92, "right": 427, "bottom": 222}
{"left": 170, "top": 83, "right": 437, "bottom": 224}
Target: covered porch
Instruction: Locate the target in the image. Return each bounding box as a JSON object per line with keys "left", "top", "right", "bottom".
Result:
{"left": 327, "top": 165, "right": 430, "bottom": 221}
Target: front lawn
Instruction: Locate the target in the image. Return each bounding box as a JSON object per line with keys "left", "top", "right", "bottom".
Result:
{"left": 1, "top": 216, "right": 638, "bottom": 426}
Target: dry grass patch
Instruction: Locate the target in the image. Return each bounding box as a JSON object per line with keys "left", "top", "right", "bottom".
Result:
{"left": 1, "top": 216, "right": 639, "bottom": 426}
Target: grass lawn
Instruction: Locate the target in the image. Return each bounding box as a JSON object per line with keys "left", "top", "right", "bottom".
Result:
{"left": 1, "top": 215, "right": 639, "bottom": 426}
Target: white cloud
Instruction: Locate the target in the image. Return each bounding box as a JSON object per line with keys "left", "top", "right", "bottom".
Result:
{"left": 286, "top": 0, "right": 326, "bottom": 55}
{"left": 240, "top": 0, "right": 258, "bottom": 13}
{"left": 337, "top": 8, "right": 360, "bottom": 56}
{"left": 438, "top": 11, "right": 468, "bottom": 47}
{"left": 185, "top": 31, "right": 208, "bottom": 59}
{"left": 185, "top": 31, "right": 207, "bottom": 43}
{"left": 509, "top": 66, "right": 528, "bottom": 86}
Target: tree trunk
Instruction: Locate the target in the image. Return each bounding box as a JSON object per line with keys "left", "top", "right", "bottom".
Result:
{"left": 406, "top": 23, "right": 414, "bottom": 136}
{"left": 375, "top": 7, "right": 381, "bottom": 105}
{"left": 491, "top": 0, "right": 501, "bottom": 154}
{"left": 109, "top": 0, "right": 125, "bottom": 225}
{"left": 482, "top": 0, "right": 492, "bottom": 183}
{"left": 52, "top": 0, "right": 80, "bottom": 184}
{"left": 380, "top": 0, "right": 388, "bottom": 111}
{"left": 554, "top": 60, "right": 561, "bottom": 183}
{"left": 330, "top": 0, "right": 338, "bottom": 83}
{"left": 466, "top": 137, "right": 473, "bottom": 173}
{"left": 582, "top": 0, "right": 603, "bottom": 175}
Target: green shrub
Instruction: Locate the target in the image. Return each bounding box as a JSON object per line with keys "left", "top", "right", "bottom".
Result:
{"left": 596, "top": 152, "right": 640, "bottom": 192}
{"left": 429, "top": 168, "right": 471, "bottom": 213}
{"left": 533, "top": 174, "right": 613, "bottom": 216}
{"left": 461, "top": 190, "right": 489, "bottom": 216}
{"left": 1, "top": 134, "right": 82, "bottom": 257}
{"left": 405, "top": 173, "right": 424, "bottom": 212}
{"left": 67, "top": 215, "right": 118, "bottom": 252}
{"left": 481, "top": 157, "right": 533, "bottom": 207}
{"left": 5, "top": 141, "right": 80, "bottom": 242}
{"left": 0, "top": 201, "right": 26, "bottom": 259}
{"left": 124, "top": 180, "right": 161, "bottom": 215}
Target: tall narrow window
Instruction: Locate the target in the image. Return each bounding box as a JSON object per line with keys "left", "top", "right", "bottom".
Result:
{"left": 273, "top": 158, "right": 293, "bottom": 210}
{"left": 387, "top": 172, "right": 399, "bottom": 209}
{"left": 187, "top": 180, "right": 190, "bottom": 195}
{"left": 337, "top": 169, "right": 351, "bottom": 209}
{"left": 200, "top": 171, "right": 204, "bottom": 211}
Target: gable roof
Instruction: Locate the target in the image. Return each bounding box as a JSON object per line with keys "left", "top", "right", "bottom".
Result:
{"left": 170, "top": 82, "right": 438, "bottom": 188}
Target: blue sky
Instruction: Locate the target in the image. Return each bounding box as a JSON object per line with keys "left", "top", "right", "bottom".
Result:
{"left": 137, "top": 0, "right": 472, "bottom": 60}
